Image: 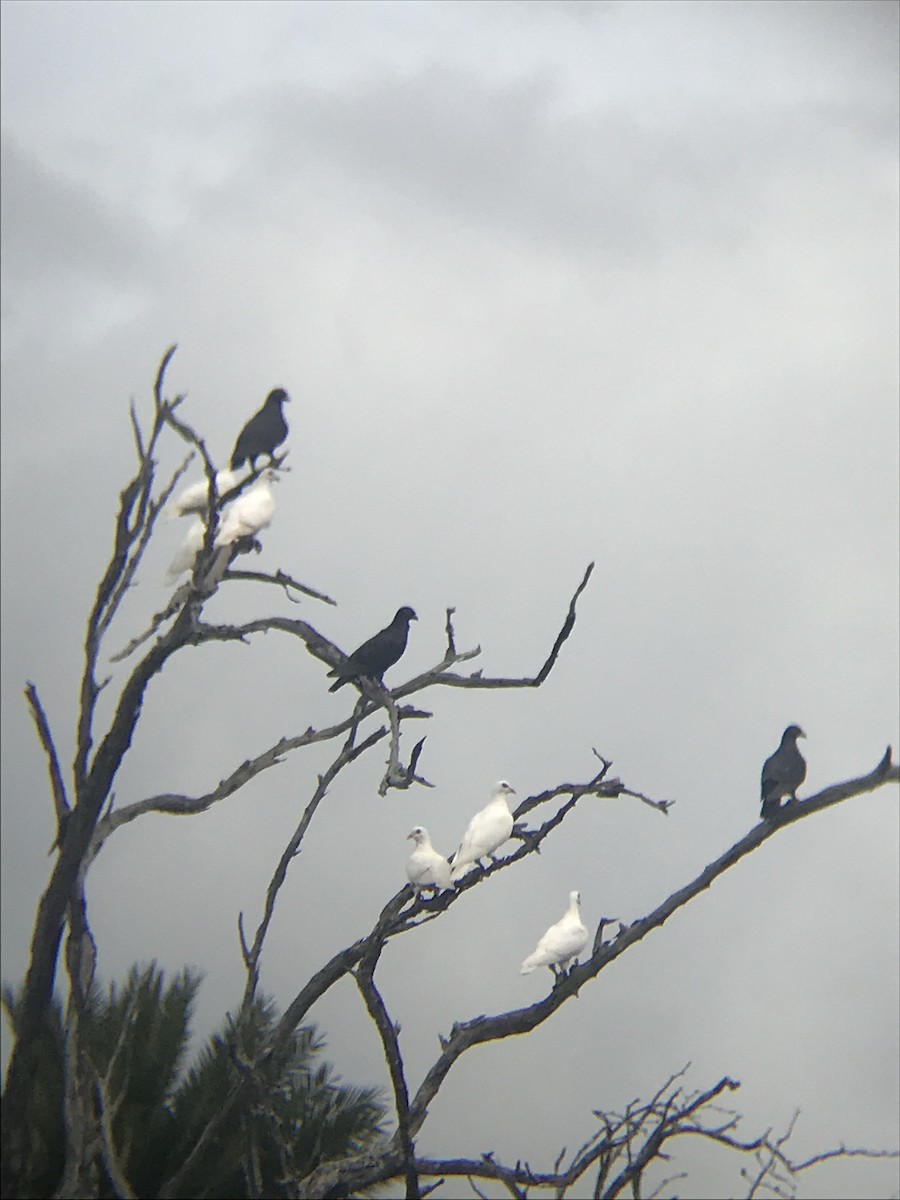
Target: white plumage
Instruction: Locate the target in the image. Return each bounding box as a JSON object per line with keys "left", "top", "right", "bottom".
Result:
{"left": 520, "top": 890, "right": 588, "bottom": 977}
{"left": 164, "top": 469, "right": 240, "bottom": 519}
{"left": 449, "top": 780, "right": 516, "bottom": 881}
{"left": 214, "top": 469, "right": 278, "bottom": 547}
{"left": 406, "top": 826, "right": 454, "bottom": 894}
{"left": 164, "top": 518, "right": 205, "bottom": 583}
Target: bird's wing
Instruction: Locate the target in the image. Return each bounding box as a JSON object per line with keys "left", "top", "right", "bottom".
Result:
{"left": 452, "top": 804, "right": 512, "bottom": 868}
{"left": 214, "top": 508, "right": 240, "bottom": 547}
{"left": 166, "top": 478, "right": 207, "bottom": 518}
{"left": 215, "top": 484, "right": 274, "bottom": 545}
{"left": 426, "top": 849, "right": 453, "bottom": 890}
{"left": 353, "top": 626, "right": 403, "bottom": 673}
{"left": 522, "top": 914, "right": 587, "bottom": 970}
{"left": 761, "top": 745, "right": 804, "bottom": 797}
{"left": 452, "top": 809, "right": 487, "bottom": 867}
{"left": 165, "top": 521, "right": 204, "bottom": 581}
{"left": 545, "top": 915, "right": 589, "bottom": 962}
{"left": 240, "top": 487, "right": 275, "bottom": 532}
{"left": 762, "top": 752, "right": 786, "bottom": 786}
{"left": 168, "top": 470, "right": 239, "bottom": 518}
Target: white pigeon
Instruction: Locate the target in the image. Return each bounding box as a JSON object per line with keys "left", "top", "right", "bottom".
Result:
{"left": 164, "top": 469, "right": 240, "bottom": 519}
{"left": 449, "top": 780, "right": 517, "bottom": 881}
{"left": 214, "top": 469, "right": 278, "bottom": 548}
{"left": 406, "top": 826, "right": 454, "bottom": 894}
{"left": 520, "top": 890, "right": 589, "bottom": 977}
{"left": 164, "top": 518, "right": 205, "bottom": 583}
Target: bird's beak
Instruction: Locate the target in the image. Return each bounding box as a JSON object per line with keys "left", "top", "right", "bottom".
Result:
{"left": 798, "top": 729, "right": 807, "bottom": 738}
{"left": 406, "top": 832, "right": 415, "bottom": 840}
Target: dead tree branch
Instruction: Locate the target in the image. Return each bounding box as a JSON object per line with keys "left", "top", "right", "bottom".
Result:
{"left": 7, "top": 348, "right": 897, "bottom": 1200}
{"left": 294, "top": 751, "right": 898, "bottom": 1198}
{"left": 25, "top": 683, "right": 71, "bottom": 850}
{"left": 352, "top": 956, "right": 418, "bottom": 1199}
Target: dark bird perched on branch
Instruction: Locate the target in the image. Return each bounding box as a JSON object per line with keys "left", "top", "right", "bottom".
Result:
{"left": 760, "top": 724, "right": 807, "bottom": 818}
{"left": 327, "top": 606, "right": 418, "bottom": 692}
{"left": 230, "top": 387, "right": 290, "bottom": 470}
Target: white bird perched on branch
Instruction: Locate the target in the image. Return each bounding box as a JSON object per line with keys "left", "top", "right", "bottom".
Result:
{"left": 164, "top": 469, "right": 240, "bottom": 519}
{"left": 164, "top": 518, "right": 205, "bottom": 584}
{"left": 406, "top": 826, "right": 454, "bottom": 894}
{"left": 449, "top": 780, "right": 516, "bottom": 881}
{"left": 214, "top": 469, "right": 278, "bottom": 548}
{"left": 520, "top": 890, "right": 588, "bottom": 977}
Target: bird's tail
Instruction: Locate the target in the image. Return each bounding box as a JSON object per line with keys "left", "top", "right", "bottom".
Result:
{"left": 449, "top": 857, "right": 472, "bottom": 883}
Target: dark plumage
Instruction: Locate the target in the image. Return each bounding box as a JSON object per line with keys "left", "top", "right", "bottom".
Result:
{"left": 230, "top": 388, "right": 290, "bottom": 470}
{"left": 760, "top": 724, "right": 807, "bottom": 819}
{"left": 327, "top": 607, "right": 418, "bottom": 692}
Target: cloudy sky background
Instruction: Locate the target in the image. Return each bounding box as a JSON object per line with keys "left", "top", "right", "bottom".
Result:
{"left": 1, "top": 1, "right": 898, "bottom": 1196}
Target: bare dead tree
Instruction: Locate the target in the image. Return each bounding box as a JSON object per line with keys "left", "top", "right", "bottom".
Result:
{"left": 2, "top": 348, "right": 897, "bottom": 1200}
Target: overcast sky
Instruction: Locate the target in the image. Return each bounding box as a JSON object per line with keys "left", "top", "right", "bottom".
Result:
{"left": 1, "top": 2, "right": 898, "bottom": 1196}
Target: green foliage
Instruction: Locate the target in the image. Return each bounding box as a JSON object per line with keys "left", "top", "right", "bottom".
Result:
{"left": 2, "top": 964, "right": 385, "bottom": 1198}
{"left": 1, "top": 984, "right": 66, "bottom": 1199}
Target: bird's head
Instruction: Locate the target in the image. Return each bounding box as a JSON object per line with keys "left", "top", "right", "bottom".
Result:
{"left": 784, "top": 725, "right": 806, "bottom": 741}
{"left": 494, "top": 780, "right": 516, "bottom": 797}
{"left": 396, "top": 606, "right": 418, "bottom": 623}
{"left": 267, "top": 388, "right": 290, "bottom": 405}
{"left": 407, "top": 826, "right": 427, "bottom": 843}
{"left": 569, "top": 889, "right": 581, "bottom": 907}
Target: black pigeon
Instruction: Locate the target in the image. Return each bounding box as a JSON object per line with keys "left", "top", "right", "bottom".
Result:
{"left": 328, "top": 607, "right": 418, "bottom": 692}
{"left": 760, "top": 725, "right": 807, "bottom": 819}
{"left": 230, "top": 388, "right": 290, "bottom": 470}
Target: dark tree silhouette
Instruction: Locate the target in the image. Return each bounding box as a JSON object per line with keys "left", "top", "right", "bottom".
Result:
{"left": 2, "top": 964, "right": 385, "bottom": 1198}
{"left": 2, "top": 348, "right": 897, "bottom": 1199}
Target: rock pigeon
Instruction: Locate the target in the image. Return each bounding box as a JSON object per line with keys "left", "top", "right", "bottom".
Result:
{"left": 406, "top": 826, "right": 454, "bottom": 894}
{"left": 521, "top": 890, "right": 589, "bottom": 977}
{"left": 449, "top": 780, "right": 516, "bottom": 881}
{"left": 760, "top": 725, "right": 807, "bottom": 818}
{"left": 327, "top": 606, "right": 418, "bottom": 692}
{"left": 165, "top": 518, "right": 205, "bottom": 583}
{"left": 164, "top": 469, "right": 240, "bottom": 519}
{"left": 230, "top": 387, "right": 290, "bottom": 470}
{"left": 214, "top": 469, "right": 278, "bottom": 548}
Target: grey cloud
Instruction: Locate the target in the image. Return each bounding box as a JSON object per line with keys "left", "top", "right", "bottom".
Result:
{"left": 0, "top": 132, "right": 153, "bottom": 289}
{"left": 206, "top": 63, "right": 893, "bottom": 273}
{"left": 1, "top": 4, "right": 897, "bottom": 1196}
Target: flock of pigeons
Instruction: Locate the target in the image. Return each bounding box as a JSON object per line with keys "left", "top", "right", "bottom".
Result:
{"left": 163, "top": 388, "right": 811, "bottom": 982}
{"left": 404, "top": 721, "right": 807, "bottom": 982}
{"left": 406, "top": 781, "right": 589, "bottom": 978}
